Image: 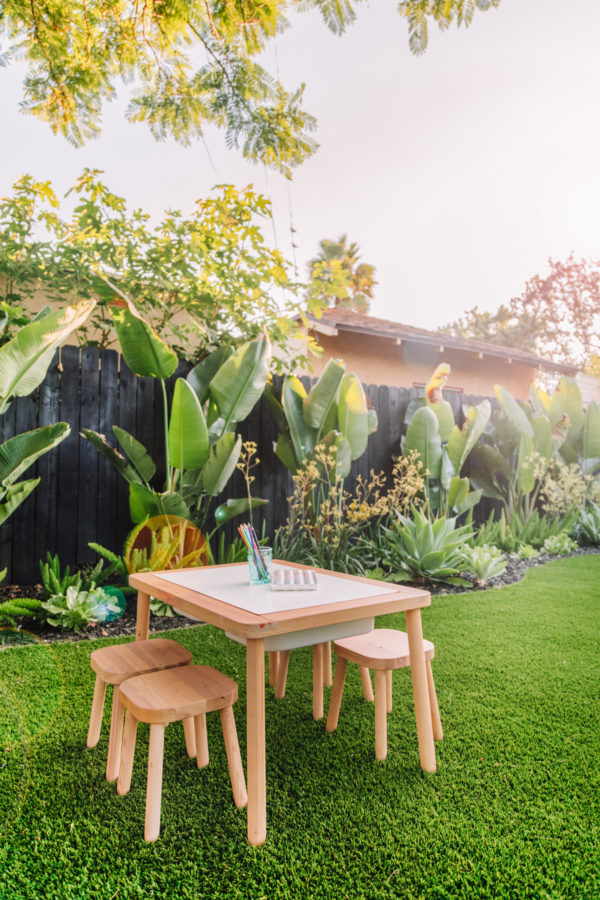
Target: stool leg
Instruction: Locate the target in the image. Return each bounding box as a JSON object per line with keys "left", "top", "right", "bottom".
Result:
{"left": 117, "top": 710, "right": 138, "bottom": 796}
{"left": 87, "top": 675, "right": 107, "bottom": 748}
{"left": 274, "top": 650, "right": 290, "bottom": 699}
{"left": 195, "top": 714, "right": 209, "bottom": 768}
{"left": 324, "top": 642, "right": 333, "bottom": 687}
{"left": 359, "top": 666, "right": 374, "bottom": 702}
{"left": 426, "top": 661, "right": 444, "bottom": 741}
{"left": 326, "top": 657, "right": 347, "bottom": 732}
{"left": 182, "top": 717, "right": 197, "bottom": 758}
{"left": 268, "top": 652, "right": 279, "bottom": 688}
{"left": 145, "top": 724, "right": 165, "bottom": 842}
{"left": 312, "top": 643, "right": 324, "bottom": 720}
{"left": 219, "top": 706, "right": 248, "bottom": 809}
{"left": 386, "top": 670, "right": 393, "bottom": 714}
{"left": 374, "top": 670, "right": 388, "bottom": 761}
{"left": 106, "top": 687, "right": 124, "bottom": 782}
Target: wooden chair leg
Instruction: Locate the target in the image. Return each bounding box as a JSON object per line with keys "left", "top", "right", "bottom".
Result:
{"left": 182, "top": 716, "right": 197, "bottom": 758}
{"left": 219, "top": 706, "right": 248, "bottom": 809}
{"left": 106, "top": 687, "right": 124, "bottom": 782}
{"left": 145, "top": 724, "right": 165, "bottom": 842}
{"left": 426, "top": 661, "right": 444, "bottom": 741}
{"left": 117, "top": 709, "right": 138, "bottom": 796}
{"left": 274, "top": 650, "right": 290, "bottom": 699}
{"left": 326, "top": 657, "right": 347, "bottom": 732}
{"left": 195, "top": 713, "right": 209, "bottom": 768}
{"left": 374, "top": 670, "right": 388, "bottom": 760}
{"left": 87, "top": 675, "right": 107, "bottom": 748}
{"left": 268, "top": 651, "right": 280, "bottom": 688}
{"left": 359, "top": 666, "right": 374, "bottom": 702}
{"left": 312, "top": 643, "right": 324, "bottom": 720}
{"left": 386, "top": 670, "right": 393, "bottom": 714}
{"left": 324, "top": 641, "right": 333, "bottom": 687}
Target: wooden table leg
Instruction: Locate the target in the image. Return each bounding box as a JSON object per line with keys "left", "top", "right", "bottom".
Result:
{"left": 405, "top": 609, "right": 436, "bottom": 773}
{"left": 135, "top": 591, "right": 150, "bottom": 641}
{"left": 313, "top": 643, "right": 324, "bottom": 720}
{"left": 246, "top": 637, "right": 266, "bottom": 846}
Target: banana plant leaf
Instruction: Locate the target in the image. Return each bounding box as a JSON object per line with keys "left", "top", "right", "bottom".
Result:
{"left": 263, "top": 385, "right": 289, "bottom": 435}
{"left": 468, "top": 468, "right": 505, "bottom": 501}
{"left": 187, "top": 346, "right": 233, "bottom": 405}
{"left": 110, "top": 300, "right": 178, "bottom": 379}
{"left": 0, "top": 478, "right": 40, "bottom": 526}
{"left": 517, "top": 434, "right": 535, "bottom": 497}
{"left": 0, "top": 300, "right": 95, "bottom": 414}
{"left": 274, "top": 434, "right": 298, "bottom": 474}
{"left": 209, "top": 334, "right": 270, "bottom": 431}
{"left": 303, "top": 359, "right": 344, "bottom": 433}
{"left": 129, "top": 484, "right": 190, "bottom": 524}
{"left": 495, "top": 385, "right": 534, "bottom": 438}
{"left": 82, "top": 428, "right": 144, "bottom": 484}
{"left": 548, "top": 377, "right": 584, "bottom": 432}
{"left": 282, "top": 376, "right": 316, "bottom": 466}
{"left": 113, "top": 426, "right": 157, "bottom": 482}
{"left": 531, "top": 415, "right": 553, "bottom": 461}
{"left": 403, "top": 406, "right": 442, "bottom": 480}
{"left": 0, "top": 423, "right": 69, "bottom": 486}
{"left": 471, "top": 441, "right": 512, "bottom": 480}
{"left": 446, "top": 400, "right": 491, "bottom": 474}
{"left": 367, "top": 407, "right": 378, "bottom": 435}
{"left": 583, "top": 400, "right": 600, "bottom": 461}
{"left": 213, "top": 497, "right": 268, "bottom": 526}
{"left": 529, "top": 384, "right": 551, "bottom": 417}
{"left": 439, "top": 448, "right": 455, "bottom": 493}
{"left": 332, "top": 434, "right": 352, "bottom": 480}
{"left": 168, "top": 379, "right": 209, "bottom": 471}
{"left": 337, "top": 374, "right": 369, "bottom": 460}
{"left": 201, "top": 432, "right": 242, "bottom": 496}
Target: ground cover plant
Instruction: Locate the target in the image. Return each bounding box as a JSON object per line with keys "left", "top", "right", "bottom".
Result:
{"left": 0, "top": 555, "right": 598, "bottom": 899}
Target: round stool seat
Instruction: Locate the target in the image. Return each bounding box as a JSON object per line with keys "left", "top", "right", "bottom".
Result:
{"left": 90, "top": 639, "right": 193, "bottom": 684}
{"left": 119, "top": 665, "right": 239, "bottom": 725}
{"left": 333, "top": 628, "right": 435, "bottom": 671}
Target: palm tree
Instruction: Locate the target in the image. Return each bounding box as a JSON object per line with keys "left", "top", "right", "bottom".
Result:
{"left": 308, "top": 235, "right": 377, "bottom": 314}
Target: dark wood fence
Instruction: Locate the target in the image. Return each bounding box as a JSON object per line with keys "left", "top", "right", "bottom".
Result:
{"left": 0, "top": 347, "right": 490, "bottom": 583}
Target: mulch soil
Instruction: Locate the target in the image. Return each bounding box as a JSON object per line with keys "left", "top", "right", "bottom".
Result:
{"left": 2, "top": 547, "right": 599, "bottom": 646}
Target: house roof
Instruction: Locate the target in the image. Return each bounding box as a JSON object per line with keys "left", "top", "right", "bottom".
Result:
{"left": 306, "top": 308, "right": 578, "bottom": 375}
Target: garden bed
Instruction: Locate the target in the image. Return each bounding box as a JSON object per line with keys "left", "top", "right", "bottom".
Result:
{"left": 2, "top": 547, "right": 599, "bottom": 645}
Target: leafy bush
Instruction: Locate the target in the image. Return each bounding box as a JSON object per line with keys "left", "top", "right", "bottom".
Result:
{"left": 515, "top": 544, "right": 540, "bottom": 560}
{"left": 542, "top": 533, "right": 578, "bottom": 556}
{"left": 573, "top": 502, "right": 600, "bottom": 546}
{"left": 42, "top": 586, "right": 121, "bottom": 631}
{"left": 474, "top": 509, "right": 576, "bottom": 553}
{"left": 39, "top": 552, "right": 105, "bottom": 601}
{"left": 461, "top": 545, "right": 507, "bottom": 585}
{"left": 379, "top": 507, "right": 473, "bottom": 585}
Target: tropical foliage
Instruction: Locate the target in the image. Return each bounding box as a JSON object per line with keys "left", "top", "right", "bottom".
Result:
{"left": 83, "top": 303, "right": 270, "bottom": 538}
{"left": 0, "top": 172, "right": 322, "bottom": 369}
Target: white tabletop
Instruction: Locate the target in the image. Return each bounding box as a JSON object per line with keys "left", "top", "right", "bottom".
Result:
{"left": 153, "top": 565, "right": 399, "bottom": 615}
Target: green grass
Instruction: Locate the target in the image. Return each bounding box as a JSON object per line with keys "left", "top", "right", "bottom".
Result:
{"left": 0, "top": 556, "right": 599, "bottom": 899}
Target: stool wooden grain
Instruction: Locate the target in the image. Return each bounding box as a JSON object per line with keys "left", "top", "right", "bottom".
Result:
{"left": 326, "top": 629, "right": 443, "bottom": 760}
{"left": 87, "top": 639, "right": 194, "bottom": 781}
{"left": 117, "top": 665, "right": 247, "bottom": 841}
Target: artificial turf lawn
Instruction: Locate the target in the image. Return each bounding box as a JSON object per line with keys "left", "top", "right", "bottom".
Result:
{"left": 0, "top": 555, "right": 598, "bottom": 900}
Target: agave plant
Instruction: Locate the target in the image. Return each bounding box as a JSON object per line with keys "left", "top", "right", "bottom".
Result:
{"left": 380, "top": 505, "right": 473, "bottom": 585}
{"left": 82, "top": 298, "right": 270, "bottom": 533}
{"left": 573, "top": 502, "right": 600, "bottom": 546}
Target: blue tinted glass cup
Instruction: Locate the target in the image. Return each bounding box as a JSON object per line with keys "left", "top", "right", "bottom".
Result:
{"left": 248, "top": 547, "right": 273, "bottom": 584}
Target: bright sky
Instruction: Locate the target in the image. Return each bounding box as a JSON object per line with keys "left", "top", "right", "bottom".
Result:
{"left": 2, "top": 0, "right": 600, "bottom": 331}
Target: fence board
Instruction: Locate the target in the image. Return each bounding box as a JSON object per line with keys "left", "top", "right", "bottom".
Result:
{"left": 12, "top": 390, "right": 37, "bottom": 583}
{"left": 0, "top": 393, "right": 17, "bottom": 579}
{"left": 96, "top": 350, "right": 119, "bottom": 552}
{"left": 77, "top": 348, "right": 101, "bottom": 564}
{"left": 55, "top": 347, "right": 81, "bottom": 575}
{"left": 34, "top": 351, "right": 61, "bottom": 567}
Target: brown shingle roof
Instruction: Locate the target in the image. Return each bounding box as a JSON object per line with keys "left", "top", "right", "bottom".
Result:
{"left": 307, "top": 309, "right": 577, "bottom": 375}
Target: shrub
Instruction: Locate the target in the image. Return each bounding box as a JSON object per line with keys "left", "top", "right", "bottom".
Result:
{"left": 42, "top": 586, "right": 121, "bottom": 631}
{"left": 461, "top": 545, "right": 507, "bottom": 585}
{"left": 573, "top": 502, "right": 600, "bottom": 546}
{"left": 542, "top": 533, "right": 578, "bottom": 557}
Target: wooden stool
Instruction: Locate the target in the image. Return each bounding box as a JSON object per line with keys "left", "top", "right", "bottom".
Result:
{"left": 87, "top": 639, "right": 194, "bottom": 782}
{"left": 326, "top": 629, "right": 443, "bottom": 760}
{"left": 117, "top": 665, "right": 247, "bottom": 841}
